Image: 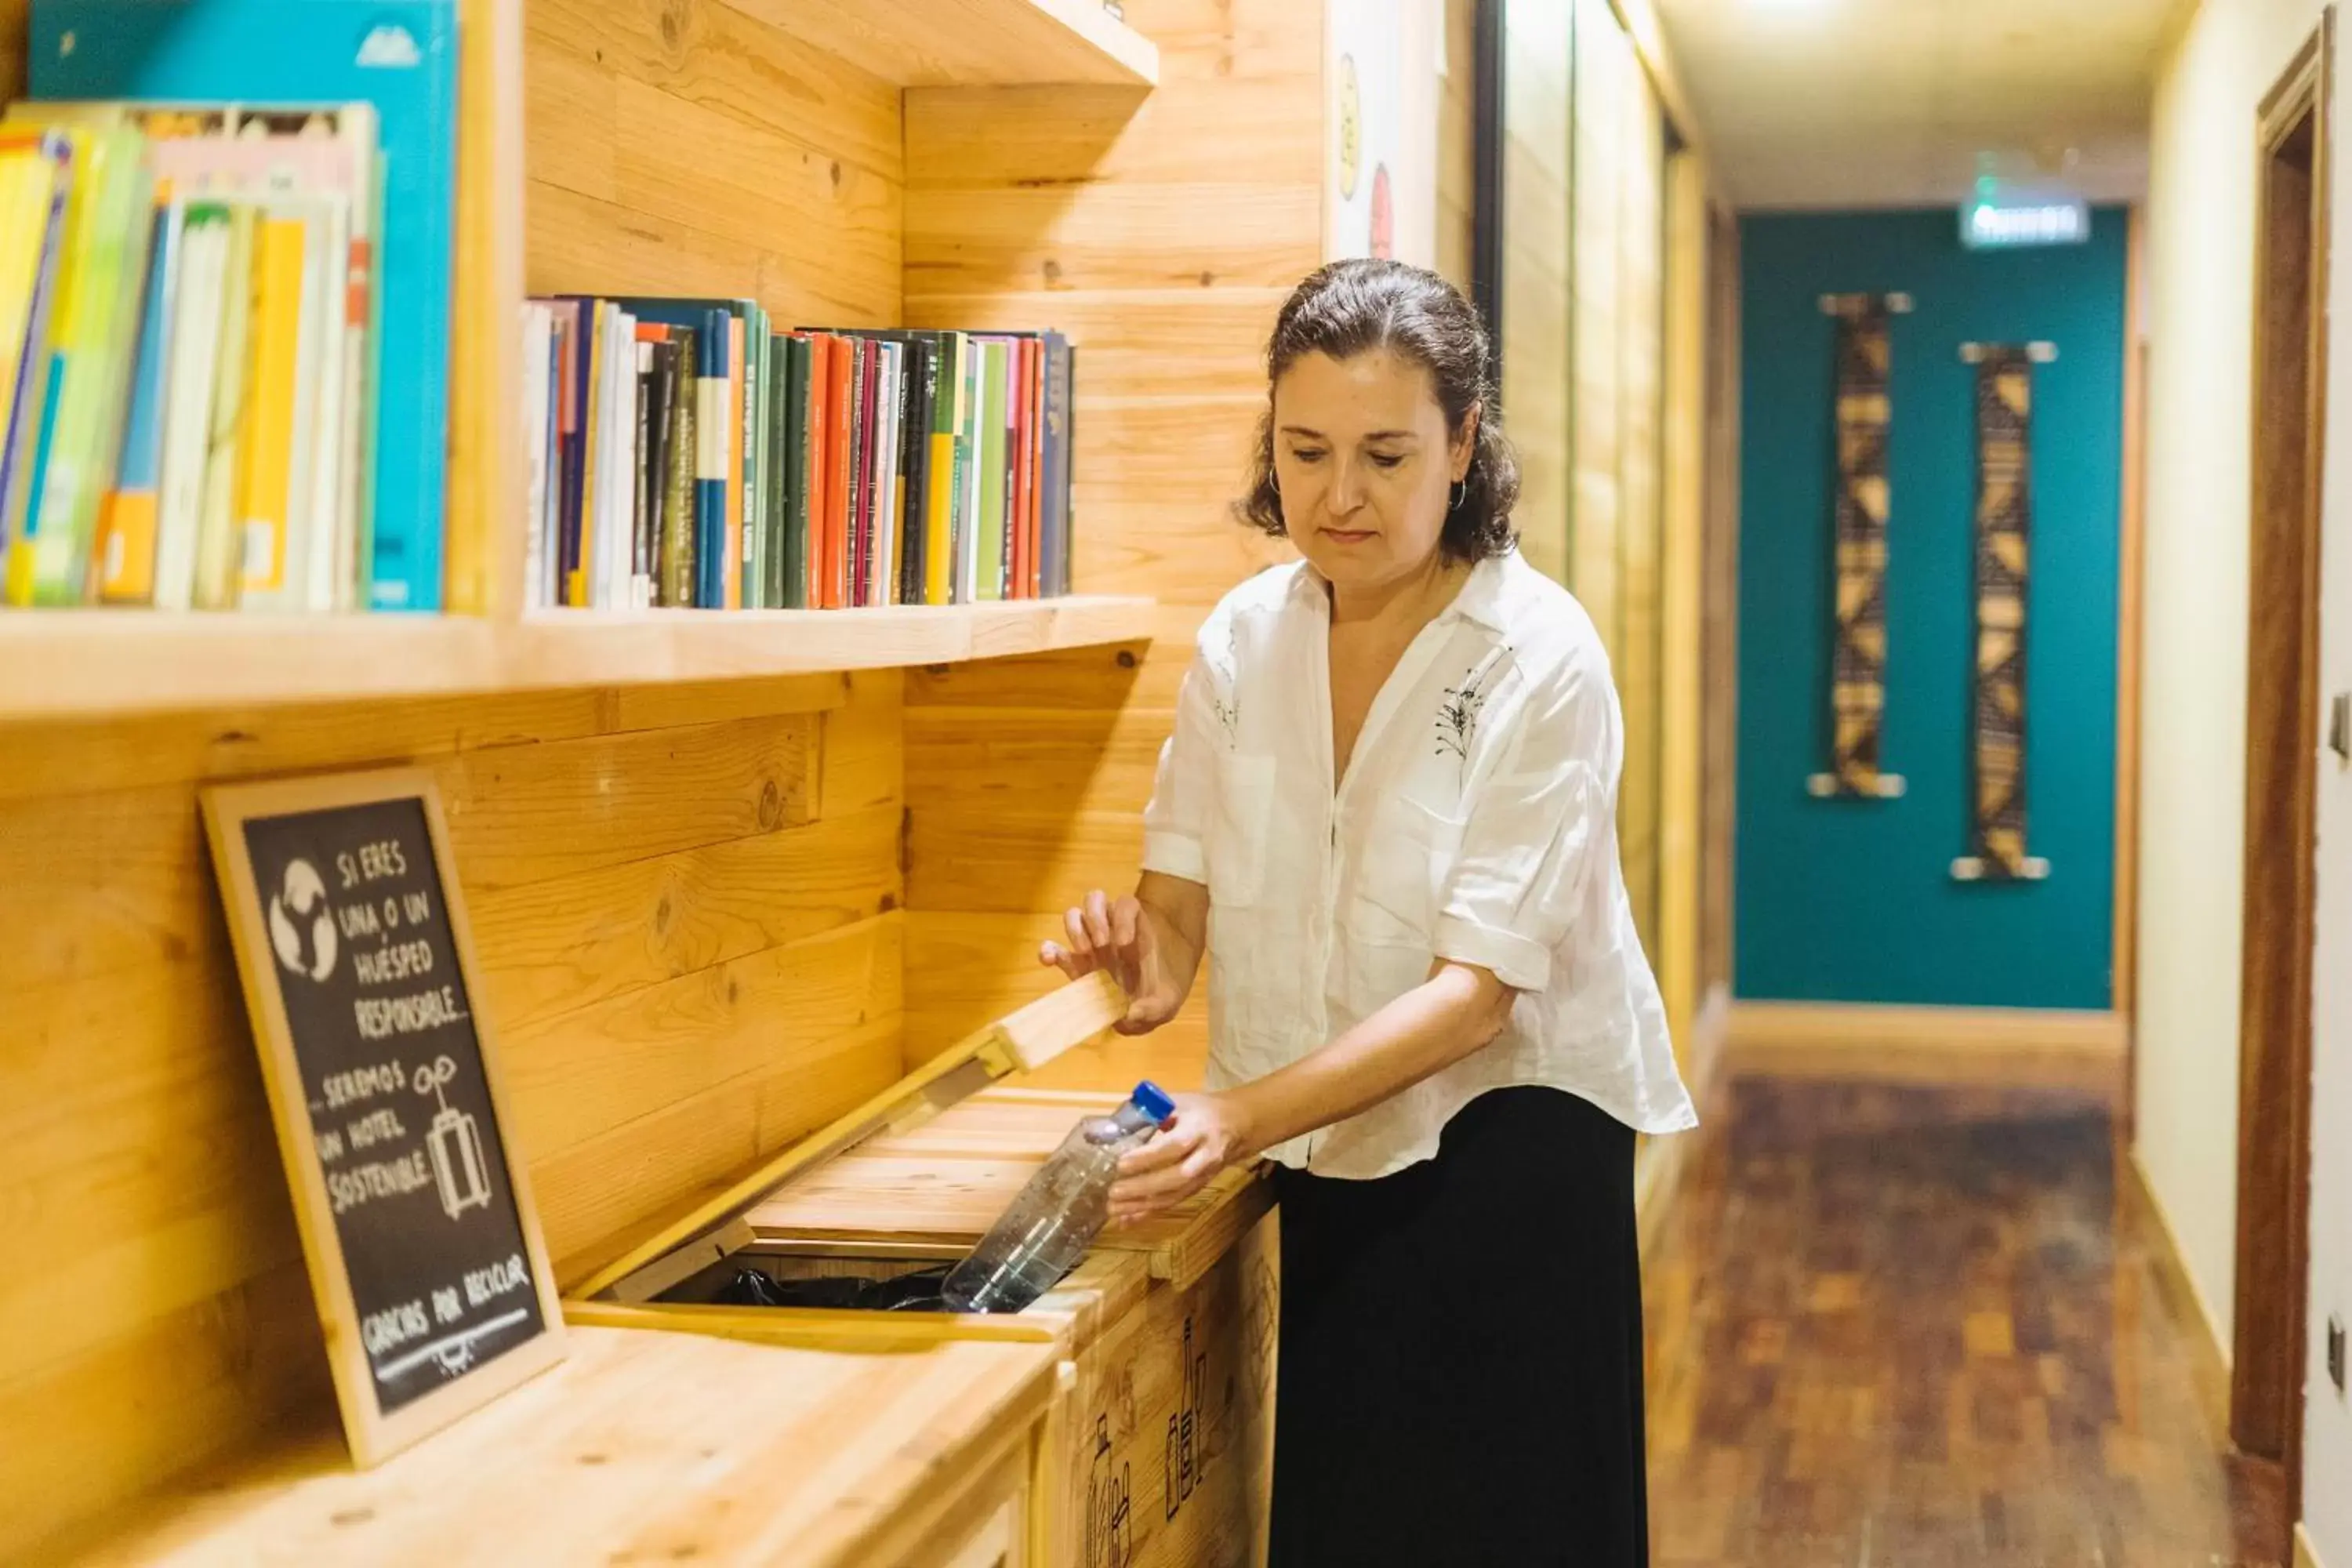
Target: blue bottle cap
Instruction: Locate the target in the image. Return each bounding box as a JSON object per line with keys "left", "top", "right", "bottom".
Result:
{"left": 1131, "top": 1080, "right": 1177, "bottom": 1123}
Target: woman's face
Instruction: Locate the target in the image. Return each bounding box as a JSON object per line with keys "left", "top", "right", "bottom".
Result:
{"left": 1271, "top": 348, "right": 1474, "bottom": 594}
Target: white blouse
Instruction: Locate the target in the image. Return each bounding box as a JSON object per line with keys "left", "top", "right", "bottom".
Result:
{"left": 1140, "top": 549, "right": 1698, "bottom": 1178}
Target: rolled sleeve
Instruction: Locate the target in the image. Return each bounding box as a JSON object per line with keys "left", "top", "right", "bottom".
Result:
{"left": 1431, "top": 657, "right": 1621, "bottom": 993}
{"left": 1138, "top": 637, "right": 1226, "bottom": 887}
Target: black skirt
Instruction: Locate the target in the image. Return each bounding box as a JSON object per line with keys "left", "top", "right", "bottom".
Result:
{"left": 1269, "top": 1086, "right": 1648, "bottom": 1567}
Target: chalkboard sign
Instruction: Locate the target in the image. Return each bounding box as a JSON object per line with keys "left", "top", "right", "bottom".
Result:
{"left": 202, "top": 768, "right": 564, "bottom": 1467}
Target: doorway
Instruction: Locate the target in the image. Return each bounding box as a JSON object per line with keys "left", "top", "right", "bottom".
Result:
{"left": 2234, "top": 9, "right": 2332, "bottom": 1520}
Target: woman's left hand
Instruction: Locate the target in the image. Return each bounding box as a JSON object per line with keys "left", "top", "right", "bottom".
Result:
{"left": 1109, "top": 1092, "right": 1256, "bottom": 1227}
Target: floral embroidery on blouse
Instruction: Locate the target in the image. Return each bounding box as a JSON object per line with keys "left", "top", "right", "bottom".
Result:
{"left": 1435, "top": 645, "right": 1512, "bottom": 762}
{"left": 1210, "top": 618, "right": 1241, "bottom": 744}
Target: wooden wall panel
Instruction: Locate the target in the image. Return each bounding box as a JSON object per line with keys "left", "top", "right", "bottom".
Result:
{"left": 899, "top": 0, "right": 1324, "bottom": 1068}
{"left": 1699, "top": 204, "right": 1741, "bottom": 997}
{"left": 521, "top": 0, "right": 902, "bottom": 327}
{"left": 1501, "top": 0, "right": 1573, "bottom": 584}
{"left": 1436, "top": 0, "right": 1477, "bottom": 290}
{"left": 0, "top": 676, "right": 903, "bottom": 1559}
{"left": 1571, "top": 0, "right": 1627, "bottom": 653}
{"left": 1616, "top": 68, "right": 1665, "bottom": 953}
{"left": 1658, "top": 150, "right": 1710, "bottom": 1058}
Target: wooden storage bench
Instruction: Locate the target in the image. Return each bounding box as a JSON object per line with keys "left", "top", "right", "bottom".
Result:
{"left": 575, "top": 1077, "right": 1279, "bottom": 1568}
{"left": 53, "top": 1325, "right": 1066, "bottom": 1567}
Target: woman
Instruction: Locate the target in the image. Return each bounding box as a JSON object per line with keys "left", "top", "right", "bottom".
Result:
{"left": 1040, "top": 258, "right": 1696, "bottom": 1565}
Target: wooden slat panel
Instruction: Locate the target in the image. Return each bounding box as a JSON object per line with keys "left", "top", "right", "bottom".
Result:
{"left": 905, "top": 910, "right": 1209, "bottom": 1074}
{"left": 820, "top": 670, "right": 906, "bottom": 816}
{"left": 539, "top": 1010, "right": 908, "bottom": 1283}
{"left": 0, "top": 1268, "right": 328, "bottom": 1564}
{"left": 906, "top": 642, "right": 1160, "bottom": 712}
{"left": 903, "top": 79, "right": 1315, "bottom": 189}
{"left": 443, "top": 713, "right": 819, "bottom": 888}
{"left": 503, "top": 914, "right": 902, "bottom": 1162}
{"left": 731, "top": 0, "right": 1159, "bottom": 88}
{"left": 1501, "top": 0, "right": 1573, "bottom": 583}
{"left": 40, "top": 1327, "right": 1059, "bottom": 1568}
{"left": 1121, "top": 0, "right": 1320, "bottom": 80}
{"left": 529, "top": 0, "right": 902, "bottom": 180}
{"left": 0, "top": 684, "right": 845, "bottom": 989}
{"left": 1657, "top": 153, "right": 1711, "bottom": 1057}
{"left": 746, "top": 1088, "right": 1252, "bottom": 1250}
{"left": 521, "top": 0, "right": 902, "bottom": 326}
{"left": 474, "top": 805, "right": 902, "bottom": 1033}
{"left": 1571, "top": 0, "right": 1627, "bottom": 653}
{"left": 1617, "top": 69, "right": 1666, "bottom": 953}
{"left": 904, "top": 186, "right": 1319, "bottom": 296}
{"left": 526, "top": 180, "right": 897, "bottom": 329}
{"left": 526, "top": 58, "right": 899, "bottom": 310}
{"left": 908, "top": 808, "right": 1143, "bottom": 913}
{"left": 1698, "top": 206, "right": 1741, "bottom": 995}
{"left": 906, "top": 706, "right": 1172, "bottom": 821}
{"left": 2, "top": 667, "right": 901, "bottom": 1550}
{"left": 0, "top": 964, "right": 291, "bottom": 1385}
{"left": 1436, "top": 0, "right": 1476, "bottom": 289}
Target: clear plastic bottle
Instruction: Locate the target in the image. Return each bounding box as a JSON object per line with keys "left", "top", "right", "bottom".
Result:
{"left": 942, "top": 1080, "right": 1178, "bottom": 1315}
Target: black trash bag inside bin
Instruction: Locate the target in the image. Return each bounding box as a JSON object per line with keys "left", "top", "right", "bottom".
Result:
{"left": 705, "top": 1263, "right": 953, "bottom": 1313}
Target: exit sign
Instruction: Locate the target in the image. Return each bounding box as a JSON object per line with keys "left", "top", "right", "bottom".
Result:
{"left": 1961, "top": 197, "right": 2090, "bottom": 250}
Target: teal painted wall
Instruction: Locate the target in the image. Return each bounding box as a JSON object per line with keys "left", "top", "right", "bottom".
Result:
{"left": 1734, "top": 209, "right": 2126, "bottom": 1010}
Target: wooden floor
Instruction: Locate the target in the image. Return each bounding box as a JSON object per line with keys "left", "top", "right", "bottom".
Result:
{"left": 1642, "top": 1078, "right": 2288, "bottom": 1568}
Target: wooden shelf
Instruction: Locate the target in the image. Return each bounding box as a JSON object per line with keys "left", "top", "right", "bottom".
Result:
{"left": 0, "top": 597, "right": 1155, "bottom": 721}
{"left": 735, "top": 0, "right": 1159, "bottom": 88}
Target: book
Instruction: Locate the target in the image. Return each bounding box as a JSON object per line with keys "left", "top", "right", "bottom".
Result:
{"left": 151, "top": 198, "right": 230, "bottom": 610}
{"left": 0, "top": 129, "right": 71, "bottom": 574}
{"left": 191, "top": 201, "right": 255, "bottom": 610}
{"left": 94, "top": 191, "right": 178, "bottom": 602}
{"left": 514, "top": 297, "right": 1077, "bottom": 615}
{"left": 4, "top": 118, "right": 152, "bottom": 606}
{"left": 34, "top": 0, "right": 458, "bottom": 611}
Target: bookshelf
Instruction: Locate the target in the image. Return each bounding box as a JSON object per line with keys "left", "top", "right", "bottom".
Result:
{"left": 0, "top": 0, "right": 1284, "bottom": 1558}
{"left": 0, "top": 596, "right": 1153, "bottom": 720}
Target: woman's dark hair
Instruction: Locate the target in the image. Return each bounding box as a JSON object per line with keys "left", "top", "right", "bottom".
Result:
{"left": 1236, "top": 258, "right": 1520, "bottom": 562}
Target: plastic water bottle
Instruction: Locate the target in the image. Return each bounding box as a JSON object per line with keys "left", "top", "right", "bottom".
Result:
{"left": 943, "top": 1080, "right": 1177, "bottom": 1314}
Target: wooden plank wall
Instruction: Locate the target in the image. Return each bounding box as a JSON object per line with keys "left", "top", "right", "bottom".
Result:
{"left": 1436, "top": 0, "right": 1477, "bottom": 291}
{"left": 1501, "top": 0, "right": 1573, "bottom": 583}
{"left": 0, "top": 4, "right": 921, "bottom": 1551}
{"left": 1698, "top": 205, "right": 1742, "bottom": 999}
{"left": 1615, "top": 65, "right": 1666, "bottom": 956}
{"left": 0, "top": 675, "right": 908, "bottom": 1559}
{"left": 898, "top": 0, "right": 1323, "bottom": 1080}
{"left": 1658, "top": 150, "right": 1711, "bottom": 1057}
{"left": 1570, "top": 0, "right": 1625, "bottom": 655}
{"left": 521, "top": 0, "right": 902, "bottom": 326}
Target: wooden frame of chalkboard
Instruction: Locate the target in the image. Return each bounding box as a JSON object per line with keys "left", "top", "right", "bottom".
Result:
{"left": 201, "top": 767, "right": 566, "bottom": 1468}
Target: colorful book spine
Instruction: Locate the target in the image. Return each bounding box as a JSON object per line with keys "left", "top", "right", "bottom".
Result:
{"left": 151, "top": 199, "right": 228, "bottom": 610}
{"left": 95, "top": 194, "right": 180, "bottom": 604}
{"left": 780, "top": 332, "right": 809, "bottom": 610}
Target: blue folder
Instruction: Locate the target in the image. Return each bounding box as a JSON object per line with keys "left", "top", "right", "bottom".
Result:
{"left": 30, "top": 0, "right": 459, "bottom": 613}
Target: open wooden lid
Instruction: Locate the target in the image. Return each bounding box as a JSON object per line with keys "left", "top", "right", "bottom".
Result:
{"left": 568, "top": 972, "right": 1130, "bottom": 1303}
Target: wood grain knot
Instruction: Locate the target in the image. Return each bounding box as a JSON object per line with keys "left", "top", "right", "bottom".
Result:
{"left": 756, "top": 779, "right": 782, "bottom": 830}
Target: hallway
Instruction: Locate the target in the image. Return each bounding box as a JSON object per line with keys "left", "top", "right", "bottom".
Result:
{"left": 1643, "top": 1078, "right": 2288, "bottom": 1567}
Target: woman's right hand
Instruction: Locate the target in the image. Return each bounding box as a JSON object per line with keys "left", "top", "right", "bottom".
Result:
{"left": 1040, "top": 888, "right": 1185, "bottom": 1036}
